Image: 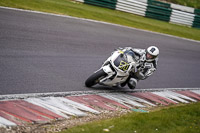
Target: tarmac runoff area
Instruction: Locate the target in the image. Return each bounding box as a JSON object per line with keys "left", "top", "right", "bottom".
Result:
{"left": 0, "top": 88, "right": 200, "bottom": 132}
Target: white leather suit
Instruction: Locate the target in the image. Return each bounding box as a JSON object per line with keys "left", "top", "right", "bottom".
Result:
{"left": 122, "top": 47, "right": 158, "bottom": 89}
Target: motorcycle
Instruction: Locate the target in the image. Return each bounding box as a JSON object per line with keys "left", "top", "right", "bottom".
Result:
{"left": 85, "top": 48, "right": 139, "bottom": 88}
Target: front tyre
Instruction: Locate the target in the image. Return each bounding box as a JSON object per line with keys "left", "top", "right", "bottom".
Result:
{"left": 85, "top": 69, "right": 107, "bottom": 87}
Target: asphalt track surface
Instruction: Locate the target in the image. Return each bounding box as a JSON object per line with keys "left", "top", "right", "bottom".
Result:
{"left": 0, "top": 7, "right": 200, "bottom": 95}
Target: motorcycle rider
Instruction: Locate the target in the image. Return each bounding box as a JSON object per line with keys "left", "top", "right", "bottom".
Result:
{"left": 121, "top": 46, "right": 159, "bottom": 89}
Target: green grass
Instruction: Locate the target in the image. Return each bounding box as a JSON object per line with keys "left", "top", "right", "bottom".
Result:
{"left": 61, "top": 102, "right": 200, "bottom": 133}
{"left": 166, "top": 0, "right": 200, "bottom": 9}
{"left": 0, "top": 0, "right": 200, "bottom": 41}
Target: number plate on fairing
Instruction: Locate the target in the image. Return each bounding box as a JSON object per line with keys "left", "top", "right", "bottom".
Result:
{"left": 114, "top": 55, "right": 130, "bottom": 72}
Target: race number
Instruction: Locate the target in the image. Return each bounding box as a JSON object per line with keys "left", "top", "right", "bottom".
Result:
{"left": 118, "top": 61, "right": 130, "bottom": 71}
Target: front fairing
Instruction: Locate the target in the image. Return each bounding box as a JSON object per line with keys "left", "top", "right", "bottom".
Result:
{"left": 99, "top": 50, "right": 137, "bottom": 87}
{"left": 113, "top": 54, "right": 130, "bottom": 72}
{"left": 110, "top": 50, "right": 136, "bottom": 73}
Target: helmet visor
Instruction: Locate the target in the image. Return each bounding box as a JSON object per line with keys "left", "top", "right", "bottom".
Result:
{"left": 146, "top": 53, "right": 157, "bottom": 60}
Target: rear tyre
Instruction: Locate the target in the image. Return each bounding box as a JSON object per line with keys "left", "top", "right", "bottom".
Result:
{"left": 85, "top": 69, "right": 107, "bottom": 87}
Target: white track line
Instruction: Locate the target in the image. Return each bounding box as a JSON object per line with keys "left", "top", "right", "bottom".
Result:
{"left": 0, "top": 88, "right": 199, "bottom": 100}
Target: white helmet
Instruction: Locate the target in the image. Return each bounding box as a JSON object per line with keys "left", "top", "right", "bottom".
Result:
{"left": 146, "top": 46, "right": 159, "bottom": 62}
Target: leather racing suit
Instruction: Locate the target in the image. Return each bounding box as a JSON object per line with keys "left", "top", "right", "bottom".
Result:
{"left": 122, "top": 47, "right": 158, "bottom": 89}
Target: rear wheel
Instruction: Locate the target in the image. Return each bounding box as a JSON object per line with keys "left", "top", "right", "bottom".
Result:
{"left": 85, "top": 69, "right": 107, "bottom": 87}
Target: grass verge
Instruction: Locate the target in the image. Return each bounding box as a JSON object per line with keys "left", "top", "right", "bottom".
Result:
{"left": 0, "top": 0, "right": 200, "bottom": 41}
{"left": 61, "top": 102, "right": 200, "bottom": 133}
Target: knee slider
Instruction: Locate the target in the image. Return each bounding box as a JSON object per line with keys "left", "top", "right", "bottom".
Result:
{"left": 128, "top": 78, "right": 137, "bottom": 89}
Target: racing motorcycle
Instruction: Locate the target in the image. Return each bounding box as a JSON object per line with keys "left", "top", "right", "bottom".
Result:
{"left": 85, "top": 48, "right": 139, "bottom": 88}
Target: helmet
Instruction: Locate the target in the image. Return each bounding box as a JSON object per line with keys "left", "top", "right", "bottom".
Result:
{"left": 146, "top": 46, "right": 159, "bottom": 62}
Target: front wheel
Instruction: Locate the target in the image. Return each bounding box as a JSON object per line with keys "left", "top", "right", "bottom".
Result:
{"left": 85, "top": 69, "right": 107, "bottom": 87}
